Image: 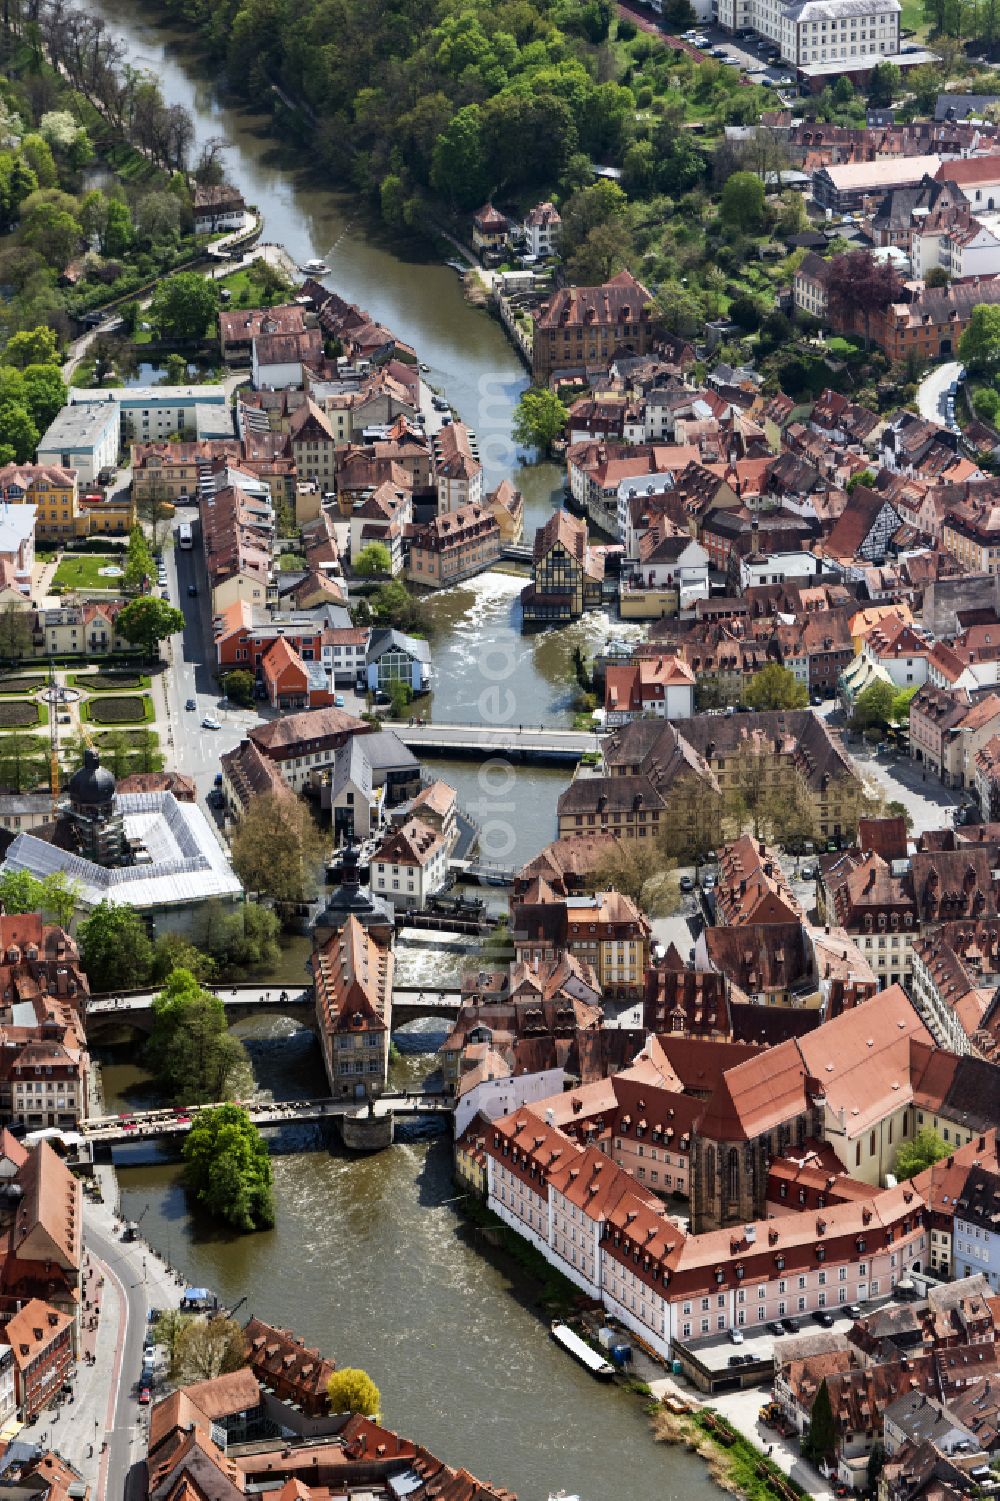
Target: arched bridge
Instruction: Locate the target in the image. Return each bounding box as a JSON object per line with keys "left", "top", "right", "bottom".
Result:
{"left": 84, "top": 984, "right": 463, "bottom": 1039}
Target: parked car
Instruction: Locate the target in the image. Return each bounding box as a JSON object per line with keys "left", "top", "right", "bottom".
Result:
{"left": 185, "top": 698, "right": 196, "bottom": 711}
{"left": 800, "top": 864, "right": 817, "bottom": 881}
{"left": 711, "top": 45, "right": 727, "bottom": 55}
{"left": 813, "top": 1310, "right": 834, "bottom": 1327}
{"left": 847, "top": 1304, "right": 863, "bottom": 1319}
{"left": 138, "top": 1387, "right": 151, "bottom": 1405}
{"left": 729, "top": 1328, "right": 744, "bottom": 1344}
{"left": 201, "top": 716, "right": 221, "bottom": 730}
{"left": 767, "top": 1322, "right": 784, "bottom": 1337}
{"left": 679, "top": 875, "right": 695, "bottom": 893}
{"left": 781, "top": 1317, "right": 798, "bottom": 1334}
{"left": 701, "top": 874, "right": 715, "bottom": 890}
{"left": 334, "top": 693, "right": 345, "bottom": 707}
{"left": 727, "top": 1354, "right": 743, "bottom": 1368}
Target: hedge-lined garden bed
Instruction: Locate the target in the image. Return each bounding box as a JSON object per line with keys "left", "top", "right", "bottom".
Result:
{"left": 75, "top": 673, "right": 149, "bottom": 691}
{"left": 0, "top": 677, "right": 43, "bottom": 695}
{"left": 0, "top": 701, "right": 41, "bottom": 728}
{"left": 85, "top": 695, "right": 154, "bottom": 725}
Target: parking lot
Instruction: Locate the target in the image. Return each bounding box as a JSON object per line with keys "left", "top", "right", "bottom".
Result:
{"left": 681, "top": 24, "right": 798, "bottom": 88}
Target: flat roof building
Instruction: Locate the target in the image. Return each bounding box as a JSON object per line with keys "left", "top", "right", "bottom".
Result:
{"left": 36, "top": 403, "right": 119, "bottom": 486}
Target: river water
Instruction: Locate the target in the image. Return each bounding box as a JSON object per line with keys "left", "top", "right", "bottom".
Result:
{"left": 75, "top": 9, "right": 722, "bottom": 1497}
{"left": 103, "top": 1025, "right": 719, "bottom": 1501}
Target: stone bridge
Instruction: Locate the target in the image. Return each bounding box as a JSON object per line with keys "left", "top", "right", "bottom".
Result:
{"left": 84, "top": 984, "right": 462, "bottom": 1040}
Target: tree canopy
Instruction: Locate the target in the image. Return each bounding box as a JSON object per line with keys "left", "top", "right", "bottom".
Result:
{"left": 353, "top": 541, "right": 393, "bottom": 577}
{"left": 741, "top": 663, "right": 808, "bottom": 712}
{"left": 230, "top": 792, "right": 328, "bottom": 905}
{"left": 825, "top": 250, "right": 901, "bottom": 346}
{"left": 146, "top": 968, "right": 250, "bottom": 1104}
{"left": 171, "top": 1316, "right": 247, "bottom": 1381}
{"left": 117, "top": 597, "right": 184, "bottom": 658}
{"left": 0, "top": 869, "right": 78, "bottom": 926}
{"left": 78, "top": 902, "right": 155, "bottom": 992}
{"left": 327, "top": 1368, "right": 381, "bottom": 1418}
{"left": 894, "top": 1127, "right": 949, "bottom": 1181}
{"left": 149, "top": 273, "right": 219, "bottom": 341}
{"left": 182, "top": 1103, "right": 275, "bottom": 1231}
{"left": 960, "top": 303, "right": 1000, "bottom": 375}
{"left": 512, "top": 388, "right": 568, "bottom": 454}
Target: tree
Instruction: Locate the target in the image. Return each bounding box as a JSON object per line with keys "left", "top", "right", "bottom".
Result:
{"left": 150, "top": 930, "right": 217, "bottom": 985}
{"left": 353, "top": 542, "right": 392, "bottom": 577}
{"left": 825, "top": 250, "right": 901, "bottom": 348}
{"left": 720, "top": 171, "right": 765, "bottom": 231}
{"left": 230, "top": 793, "right": 327, "bottom": 905}
{"left": 728, "top": 294, "right": 761, "bottom": 332}
{"left": 21, "top": 198, "right": 82, "bottom": 269}
{"left": 894, "top": 1126, "right": 949, "bottom": 1180}
{"left": 388, "top": 679, "right": 413, "bottom": 718}
{"left": 867, "top": 61, "right": 900, "bottom": 107}
{"left": 0, "top": 604, "right": 32, "bottom": 662}
{"left": 327, "top": 1368, "right": 380, "bottom": 1418}
{"left": 925, "top": 266, "right": 950, "bottom": 289}
{"left": 149, "top": 273, "right": 219, "bottom": 342}
{"left": 974, "top": 386, "right": 1000, "bottom": 422}
{"left": 117, "top": 597, "right": 184, "bottom": 660}
{"left": 101, "top": 197, "right": 133, "bottom": 257}
{"left": 0, "top": 730, "right": 46, "bottom": 794}
{"left": 512, "top": 388, "right": 568, "bottom": 455}
{"left": 742, "top": 663, "right": 808, "bottom": 712}
{"left": 221, "top": 669, "right": 255, "bottom": 708}
{"left": 182, "top": 1104, "right": 275, "bottom": 1231}
{"left": 134, "top": 191, "right": 181, "bottom": 244}
{"left": 885, "top": 799, "right": 914, "bottom": 833}
{"left": 961, "top": 303, "right": 1000, "bottom": 374}
{"left": 171, "top": 1315, "right": 247, "bottom": 1381}
{"left": 123, "top": 525, "right": 154, "bottom": 594}
{"left": 851, "top": 678, "right": 896, "bottom": 733}
{"left": 146, "top": 968, "right": 250, "bottom": 1103}
{"left": 5, "top": 326, "right": 58, "bottom": 368}
{"left": 0, "top": 403, "right": 38, "bottom": 463}
{"left": 0, "top": 870, "right": 75, "bottom": 912}
{"left": 846, "top": 468, "right": 876, "bottom": 493}
{"left": 591, "top": 838, "right": 680, "bottom": 917}
{"left": 891, "top": 686, "right": 918, "bottom": 724}
{"left": 22, "top": 363, "right": 67, "bottom": 431}
{"left": 78, "top": 901, "right": 154, "bottom": 991}
{"left": 803, "top": 1377, "right": 836, "bottom": 1465}
{"left": 153, "top": 1309, "right": 195, "bottom": 1372}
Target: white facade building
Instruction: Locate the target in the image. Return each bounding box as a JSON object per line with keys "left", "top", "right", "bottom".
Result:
{"left": 716, "top": 0, "right": 900, "bottom": 70}
{"left": 37, "top": 403, "right": 119, "bottom": 485}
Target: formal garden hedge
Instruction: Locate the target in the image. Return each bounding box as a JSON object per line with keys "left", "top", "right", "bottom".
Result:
{"left": 82, "top": 673, "right": 147, "bottom": 691}
{"left": 0, "top": 677, "right": 43, "bottom": 695}
{"left": 0, "top": 701, "right": 40, "bottom": 727}
{"left": 87, "top": 695, "right": 153, "bottom": 725}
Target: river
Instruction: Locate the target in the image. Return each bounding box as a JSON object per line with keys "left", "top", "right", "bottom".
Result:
{"left": 73, "top": 9, "right": 721, "bottom": 1497}
{"left": 102, "top": 1027, "right": 719, "bottom": 1501}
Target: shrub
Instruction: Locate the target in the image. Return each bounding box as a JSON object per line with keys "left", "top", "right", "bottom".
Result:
{"left": 0, "top": 702, "right": 40, "bottom": 727}
{"left": 617, "top": 16, "right": 636, "bottom": 38}
{"left": 88, "top": 695, "right": 150, "bottom": 724}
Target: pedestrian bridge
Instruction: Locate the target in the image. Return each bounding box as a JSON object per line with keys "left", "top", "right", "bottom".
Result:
{"left": 82, "top": 1090, "right": 453, "bottom": 1149}
{"left": 84, "top": 984, "right": 462, "bottom": 1039}
{"left": 382, "top": 719, "right": 602, "bottom": 763}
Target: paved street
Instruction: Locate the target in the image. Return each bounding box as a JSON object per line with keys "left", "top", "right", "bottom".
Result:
{"left": 917, "top": 359, "right": 962, "bottom": 427}
{"left": 32, "top": 1175, "right": 185, "bottom": 1501}
{"left": 159, "top": 508, "right": 265, "bottom": 810}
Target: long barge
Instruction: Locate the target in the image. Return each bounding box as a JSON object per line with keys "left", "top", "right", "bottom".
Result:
{"left": 549, "top": 1322, "right": 614, "bottom": 1381}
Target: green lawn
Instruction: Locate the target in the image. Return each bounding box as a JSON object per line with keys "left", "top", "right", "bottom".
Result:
{"left": 52, "top": 554, "right": 126, "bottom": 592}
